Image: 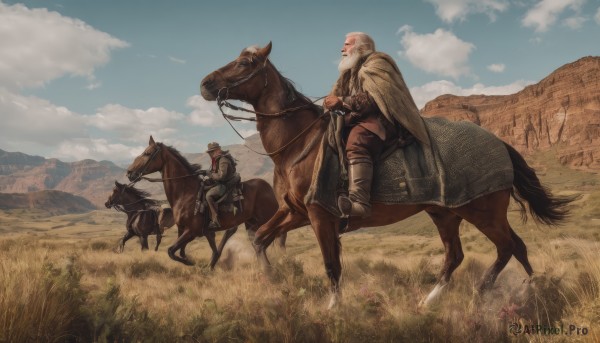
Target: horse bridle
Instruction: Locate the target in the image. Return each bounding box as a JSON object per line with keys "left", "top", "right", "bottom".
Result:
{"left": 129, "top": 145, "right": 162, "bottom": 183}
{"left": 214, "top": 56, "right": 327, "bottom": 157}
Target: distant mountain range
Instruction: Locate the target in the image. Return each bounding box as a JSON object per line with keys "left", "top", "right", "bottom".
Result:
{"left": 0, "top": 134, "right": 273, "bottom": 210}
{"left": 421, "top": 56, "right": 600, "bottom": 171}
{"left": 1, "top": 56, "right": 598, "bottom": 213}
{"left": 0, "top": 149, "right": 129, "bottom": 208}
{"left": 0, "top": 190, "right": 95, "bottom": 215}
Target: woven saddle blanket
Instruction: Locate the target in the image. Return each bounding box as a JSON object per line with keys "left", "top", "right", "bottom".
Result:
{"left": 304, "top": 116, "right": 514, "bottom": 217}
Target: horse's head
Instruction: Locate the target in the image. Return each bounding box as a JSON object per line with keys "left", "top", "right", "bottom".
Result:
{"left": 200, "top": 42, "right": 273, "bottom": 103}
{"left": 105, "top": 180, "right": 126, "bottom": 208}
{"left": 126, "top": 136, "right": 164, "bottom": 182}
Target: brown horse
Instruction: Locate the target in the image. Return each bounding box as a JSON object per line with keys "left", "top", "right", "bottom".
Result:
{"left": 200, "top": 42, "right": 577, "bottom": 308}
{"left": 126, "top": 137, "right": 282, "bottom": 269}
{"left": 105, "top": 181, "right": 175, "bottom": 252}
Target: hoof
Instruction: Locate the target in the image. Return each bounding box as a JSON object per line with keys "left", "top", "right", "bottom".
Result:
{"left": 418, "top": 282, "right": 447, "bottom": 309}
{"left": 327, "top": 292, "right": 340, "bottom": 310}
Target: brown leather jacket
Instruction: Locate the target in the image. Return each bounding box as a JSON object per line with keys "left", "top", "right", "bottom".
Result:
{"left": 209, "top": 152, "right": 236, "bottom": 182}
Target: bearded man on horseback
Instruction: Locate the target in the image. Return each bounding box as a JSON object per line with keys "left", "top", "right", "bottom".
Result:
{"left": 323, "top": 31, "right": 431, "bottom": 218}
{"left": 204, "top": 142, "right": 237, "bottom": 229}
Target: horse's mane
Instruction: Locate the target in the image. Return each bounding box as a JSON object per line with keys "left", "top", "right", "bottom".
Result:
{"left": 267, "top": 60, "right": 322, "bottom": 113}
{"left": 123, "top": 185, "right": 160, "bottom": 208}
{"left": 159, "top": 143, "right": 203, "bottom": 173}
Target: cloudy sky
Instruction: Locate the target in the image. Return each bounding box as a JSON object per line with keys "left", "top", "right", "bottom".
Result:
{"left": 1, "top": 0, "right": 599, "bottom": 164}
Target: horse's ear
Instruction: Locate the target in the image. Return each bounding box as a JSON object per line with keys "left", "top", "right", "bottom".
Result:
{"left": 149, "top": 135, "right": 155, "bottom": 145}
{"left": 114, "top": 180, "right": 119, "bottom": 187}
{"left": 257, "top": 41, "right": 272, "bottom": 60}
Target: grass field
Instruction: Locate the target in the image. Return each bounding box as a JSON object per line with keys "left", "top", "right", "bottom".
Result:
{"left": 1, "top": 150, "right": 599, "bottom": 342}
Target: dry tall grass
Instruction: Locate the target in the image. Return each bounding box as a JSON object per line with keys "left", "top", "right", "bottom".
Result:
{"left": 1, "top": 149, "right": 599, "bottom": 342}
{"left": 1, "top": 230, "right": 598, "bottom": 342}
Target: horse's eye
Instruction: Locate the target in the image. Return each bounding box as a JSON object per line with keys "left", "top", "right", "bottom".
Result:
{"left": 237, "top": 60, "right": 250, "bottom": 67}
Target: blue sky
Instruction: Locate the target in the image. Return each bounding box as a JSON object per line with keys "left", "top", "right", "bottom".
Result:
{"left": 1, "top": 0, "right": 599, "bottom": 164}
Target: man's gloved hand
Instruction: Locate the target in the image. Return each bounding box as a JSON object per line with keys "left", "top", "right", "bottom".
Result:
{"left": 324, "top": 95, "right": 343, "bottom": 111}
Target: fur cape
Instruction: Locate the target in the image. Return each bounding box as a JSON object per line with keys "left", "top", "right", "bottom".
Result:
{"left": 331, "top": 52, "right": 431, "bottom": 146}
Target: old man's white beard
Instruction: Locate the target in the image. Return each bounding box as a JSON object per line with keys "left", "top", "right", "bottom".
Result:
{"left": 338, "top": 52, "right": 361, "bottom": 72}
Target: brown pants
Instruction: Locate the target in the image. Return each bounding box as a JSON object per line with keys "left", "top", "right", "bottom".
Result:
{"left": 345, "top": 125, "right": 384, "bottom": 161}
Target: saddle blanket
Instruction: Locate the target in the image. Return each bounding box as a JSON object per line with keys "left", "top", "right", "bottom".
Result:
{"left": 305, "top": 116, "right": 514, "bottom": 217}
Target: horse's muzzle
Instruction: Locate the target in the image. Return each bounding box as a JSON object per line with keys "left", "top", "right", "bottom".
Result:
{"left": 127, "top": 171, "right": 138, "bottom": 182}
{"left": 200, "top": 76, "right": 217, "bottom": 101}
{"left": 104, "top": 201, "right": 112, "bottom": 209}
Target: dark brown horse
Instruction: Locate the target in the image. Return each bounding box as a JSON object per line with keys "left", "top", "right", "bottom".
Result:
{"left": 200, "top": 42, "right": 577, "bottom": 308}
{"left": 126, "top": 137, "right": 282, "bottom": 269}
{"left": 105, "top": 181, "right": 175, "bottom": 252}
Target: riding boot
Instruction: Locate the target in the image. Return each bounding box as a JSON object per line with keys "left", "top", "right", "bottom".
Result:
{"left": 338, "top": 159, "right": 373, "bottom": 218}
{"left": 207, "top": 198, "right": 221, "bottom": 229}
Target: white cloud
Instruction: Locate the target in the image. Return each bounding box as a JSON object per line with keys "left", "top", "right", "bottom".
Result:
{"left": 186, "top": 95, "right": 222, "bottom": 126}
{"left": 85, "top": 82, "right": 102, "bottom": 90}
{"left": 0, "top": 88, "right": 86, "bottom": 148}
{"left": 168, "top": 56, "right": 186, "bottom": 64}
{"left": 55, "top": 138, "right": 145, "bottom": 162}
{"left": 0, "top": 2, "right": 128, "bottom": 90}
{"left": 522, "top": 0, "right": 585, "bottom": 32}
{"left": 596, "top": 7, "right": 600, "bottom": 24}
{"left": 424, "top": 0, "right": 509, "bottom": 23}
{"left": 562, "top": 15, "right": 587, "bottom": 29}
{"left": 397, "top": 26, "right": 475, "bottom": 79}
{"left": 487, "top": 63, "right": 506, "bottom": 72}
{"left": 88, "top": 104, "right": 185, "bottom": 143}
{"left": 410, "top": 79, "right": 532, "bottom": 109}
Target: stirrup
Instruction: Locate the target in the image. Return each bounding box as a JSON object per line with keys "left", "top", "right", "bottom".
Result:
{"left": 337, "top": 195, "right": 371, "bottom": 218}
{"left": 337, "top": 195, "right": 352, "bottom": 216}
{"left": 208, "top": 221, "right": 221, "bottom": 229}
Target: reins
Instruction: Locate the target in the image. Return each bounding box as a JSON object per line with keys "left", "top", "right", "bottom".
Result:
{"left": 127, "top": 143, "right": 204, "bottom": 188}
{"left": 214, "top": 58, "right": 327, "bottom": 157}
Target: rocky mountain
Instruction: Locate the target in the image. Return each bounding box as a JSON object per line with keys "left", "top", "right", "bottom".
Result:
{"left": 0, "top": 149, "right": 130, "bottom": 208}
{"left": 420, "top": 56, "right": 600, "bottom": 171}
{"left": 0, "top": 190, "right": 96, "bottom": 215}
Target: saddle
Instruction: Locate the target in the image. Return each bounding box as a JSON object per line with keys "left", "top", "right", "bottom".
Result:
{"left": 195, "top": 173, "right": 244, "bottom": 215}
{"left": 305, "top": 116, "right": 514, "bottom": 217}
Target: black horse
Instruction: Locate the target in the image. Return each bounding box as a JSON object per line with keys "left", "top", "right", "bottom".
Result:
{"left": 105, "top": 181, "right": 175, "bottom": 252}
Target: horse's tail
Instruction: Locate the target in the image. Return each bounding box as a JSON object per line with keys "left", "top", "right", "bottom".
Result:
{"left": 504, "top": 142, "right": 579, "bottom": 226}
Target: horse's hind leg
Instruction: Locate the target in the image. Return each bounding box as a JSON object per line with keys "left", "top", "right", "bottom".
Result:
{"left": 205, "top": 230, "right": 227, "bottom": 270}
{"left": 117, "top": 231, "right": 135, "bottom": 253}
{"left": 510, "top": 226, "right": 533, "bottom": 276}
{"left": 454, "top": 191, "right": 516, "bottom": 292}
{"left": 210, "top": 226, "right": 238, "bottom": 270}
{"left": 140, "top": 235, "right": 150, "bottom": 251}
{"left": 420, "top": 207, "right": 464, "bottom": 308}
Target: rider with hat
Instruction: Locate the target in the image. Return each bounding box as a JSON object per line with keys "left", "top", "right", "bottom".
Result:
{"left": 205, "top": 142, "right": 237, "bottom": 229}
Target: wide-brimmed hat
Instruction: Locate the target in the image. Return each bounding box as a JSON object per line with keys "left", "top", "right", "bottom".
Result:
{"left": 206, "top": 142, "right": 221, "bottom": 152}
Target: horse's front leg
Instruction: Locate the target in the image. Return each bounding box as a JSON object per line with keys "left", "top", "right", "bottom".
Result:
{"left": 275, "top": 232, "right": 287, "bottom": 253}
{"left": 253, "top": 208, "right": 307, "bottom": 270}
{"left": 307, "top": 204, "right": 342, "bottom": 310}
{"left": 168, "top": 227, "right": 195, "bottom": 266}
{"left": 155, "top": 232, "right": 162, "bottom": 251}
{"left": 117, "top": 231, "right": 135, "bottom": 253}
